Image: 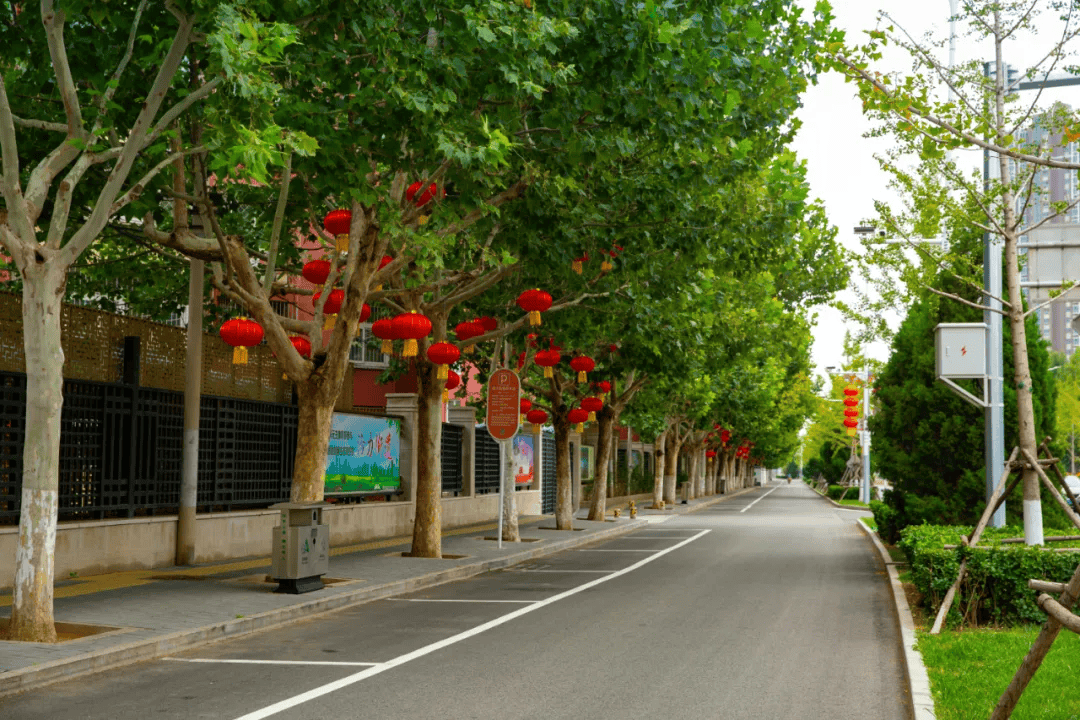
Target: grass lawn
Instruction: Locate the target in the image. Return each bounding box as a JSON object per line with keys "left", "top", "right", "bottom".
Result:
{"left": 918, "top": 627, "right": 1080, "bottom": 719}
{"left": 858, "top": 516, "right": 877, "bottom": 531}
{"left": 839, "top": 498, "right": 869, "bottom": 507}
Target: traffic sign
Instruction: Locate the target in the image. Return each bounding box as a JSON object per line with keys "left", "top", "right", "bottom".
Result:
{"left": 486, "top": 369, "right": 520, "bottom": 440}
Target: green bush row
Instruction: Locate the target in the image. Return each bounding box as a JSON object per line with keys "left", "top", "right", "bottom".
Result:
{"left": 897, "top": 524, "right": 1080, "bottom": 627}
{"left": 826, "top": 485, "right": 858, "bottom": 501}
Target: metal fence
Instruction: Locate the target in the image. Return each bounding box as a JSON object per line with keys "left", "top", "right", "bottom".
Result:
{"left": 542, "top": 432, "right": 556, "bottom": 514}
{"left": 441, "top": 423, "right": 464, "bottom": 496}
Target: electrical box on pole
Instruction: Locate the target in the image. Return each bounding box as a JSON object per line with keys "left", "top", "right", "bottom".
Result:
{"left": 935, "top": 323, "right": 989, "bottom": 408}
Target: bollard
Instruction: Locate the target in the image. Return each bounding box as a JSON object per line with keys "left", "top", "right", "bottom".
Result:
{"left": 629, "top": 499, "right": 637, "bottom": 518}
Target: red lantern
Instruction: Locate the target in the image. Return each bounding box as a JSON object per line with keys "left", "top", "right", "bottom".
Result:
{"left": 313, "top": 289, "right": 344, "bottom": 315}
{"left": 442, "top": 368, "right": 462, "bottom": 403}
{"left": 219, "top": 318, "right": 264, "bottom": 365}
{"left": 454, "top": 319, "right": 484, "bottom": 353}
{"left": 371, "top": 317, "right": 397, "bottom": 354}
{"left": 426, "top": 341, "right": 461, "bottom": 380}
{"left": 517, "top": 289, "right": 552, "bottom": 326}
{"left": 374, "top": 255, "right": 394, "bottom": 291}
{"left": 843, "top": 408, "right": 860, "bottom": 418}
{"left": 476, "top": 316, "right": 498, "bottom": 333}
{"left": 323, "top": 209, "right": 351, "bottom": 252}
{"left": 358, "top": 303, "right": 372, "bottom": 324}
{"left": 580, "top": 396, "right": 603, "bottom": 422}
{"left": 392, "top": 312, "right": 432, "bottom": 358}
{"left": 595, "top": 380, "right": 611, "bottom": 396}
{"left": 843, "top": 397, "right": 859, "bottom": 407}
{"left": 706, "top": 450, "right": 717, "bottom": 459}
{"left": 519, "top": 397, "right": 532, "bottom": 424}
{"left": 526, "top": 408, "right": 548, "bottom": 427}
{"left": 301, "top": 259, "right": 332, "bottom": 286}
{"left": 721, "top": 429, "right": 731, "bottom": 443}
{"left": 843, "top": 418, "right": 859, "bottom": 428}
{"left": 290, "top": 335, "right": 311, "bottom": 358}
{"left": 534, "top": 348, "right": 561, "bottom": 378}
{"left": 406, "top": 181, "right": 443, "bottom": 207}
{"left": 843, "top": 385, "right": 859, "bottom": 397}
{"left": 516, "top": 351, "right": 527, "bottom": 369}
{"left": 569, "top": 355, "right": 594, "bottom": 383}
{"left": 567, "top": 407, "right": 589, "bottom": 433}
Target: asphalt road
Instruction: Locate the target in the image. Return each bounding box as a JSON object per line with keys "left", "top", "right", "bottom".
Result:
{"left": 2, "top": 483, "right": 908, "bottom": 720}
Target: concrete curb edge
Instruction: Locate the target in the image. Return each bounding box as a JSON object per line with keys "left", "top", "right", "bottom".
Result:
{"left": 0, "top": 515, "right": 648, "bottom": 697}
{"left": 857, "top": 518, "right": 937, "bottom": 720}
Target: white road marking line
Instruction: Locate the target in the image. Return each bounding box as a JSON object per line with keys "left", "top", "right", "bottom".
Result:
{"left": 386, "top": 598, "right": 535, "bottom": 604}
{"left": 621, "top": 535, "right": 695, "bottom": 539}
{"left": 231, "top": 529, "right": 710, "bottom": 720}
{"left": 164, "top": 658, "right": 381, "bottom": 667}
{"left": 575, "top": 548, "right": 655, "bottom": 552}
{"left": 514, "top": 569, "right": 613, "bottom": 573}
{"left": 739, "top": 486, "right": 780, "bottom": 513}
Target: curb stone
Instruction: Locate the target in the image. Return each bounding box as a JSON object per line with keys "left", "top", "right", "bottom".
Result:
{"left": 857, "top": 518, "right": 937, "bottom": 720}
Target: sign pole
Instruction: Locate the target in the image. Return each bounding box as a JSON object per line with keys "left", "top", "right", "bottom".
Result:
{"left": 498, "top": 440, "right": 505, "bottom": 550}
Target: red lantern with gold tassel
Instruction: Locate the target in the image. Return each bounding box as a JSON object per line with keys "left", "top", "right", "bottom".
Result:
{"left": 843, "top": 385, "right": 859, "bottom": 397}
{"left": 371, "top": 317, "right": 397, "bottom": 354}
{"left": 392, "top": 312, "right": 432, "bottom": 358}
{"left": 519, "top": 398, "right": 532, "bottom": 424}
{"left": 443, "top": 369, "right": 461, "bottom": 403}
{"left": 572, "top": 252, "right": 589, "bottom": 275}
{"left": 289, "top": 335, "right": 311, "bottom": 358}
{"left": 595, "top": 380, "right": 611, "bottom": 397}
{"left": 580, "top": 396, "right": 603, "bottom": 422}
{"left": 219, "top": 318, "right": 264, "bottom": 365}
{"left": 517, "top": 289, "right": 552, "bottom": 326}
{"left": 455, "top": 319, "right": 484, "bottom": 353}
{"left": 569, "top": 355, "right": 594, "bottom": 383}
{"left": 534, "top": 348, "right": 560, "bottom": 378}
{"left": 426, "top": 342, "right": 460, "bottom": 380}
{"left": 706, "top": 450, "right": 717, "bottom": 459}
{"left": 526, "top": 408, "right": 548, "bottom": 427}
{"left": 567, "top": 407, "right": 589, "bottom": 434}
{"left": 313, "top": 288, "right": 344, "bottom": 329}
{"left": 323, "top": 209, "right": 351, "bottom": 252}
{"left": 406, "top": 181, "right": 444, "bottom": 207}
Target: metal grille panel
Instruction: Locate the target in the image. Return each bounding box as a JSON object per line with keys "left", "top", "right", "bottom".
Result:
{"left": 441, "top": 423, "right": 464, "bottom": 496}
{"left": 474, "top": 430, "right": 500, "bottom": 494}
{"left": 541, "top": 432, "right": 556, "bottom": 514}
{"left": 0, "top": 373, "right": 25, "bottom": 517}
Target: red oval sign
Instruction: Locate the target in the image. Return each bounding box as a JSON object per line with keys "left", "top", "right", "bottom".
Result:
{"left": 486, "top": 369, "right": 521, "bottom": 441}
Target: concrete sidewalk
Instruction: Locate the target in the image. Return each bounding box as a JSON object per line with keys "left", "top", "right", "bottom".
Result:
{"left": 0, "top": 490, "right": 753, "bottom": 697}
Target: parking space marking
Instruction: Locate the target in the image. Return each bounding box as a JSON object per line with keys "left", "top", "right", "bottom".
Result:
{"left": 164, "top": 658, "right": 382, "bottom": 667}
{"left": 739, "top": 487, "right": 780, "bottom": 513}
{"left": 576, "top": 548, "right": 655, "bottom": 552}
{"left": 513, "top": 569, "right": 612, "bottom": 573}
{"left": 231, "top": 529, "right": 710, "bottom": 720}
{"left": 387, "top": 599, "right": 535, "bottom": 604}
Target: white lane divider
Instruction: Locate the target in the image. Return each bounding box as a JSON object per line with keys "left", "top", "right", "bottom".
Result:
{"left": 231, "top": 529, "right": 710, "bottom": 720}
{"left": 739, "top": 486, "right": 780, "bottom": 513}
{"left": 513, "top": 569, "right": 613, "bottom": 573}
{"left": 164, "top": 658, "right": 381, "bottom": 667}
{"left": 576, "top": 548, "right": 655, "bottom": 552}
{"left": 386, "top": 598, "right": 535, "bottom": 604}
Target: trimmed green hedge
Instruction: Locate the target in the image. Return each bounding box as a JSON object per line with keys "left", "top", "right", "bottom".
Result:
{"left": 898, "top": 524, "right": 1080, "bottom": 627}
{"left": 827, "top": 485, "right": 857, "bottom": 501}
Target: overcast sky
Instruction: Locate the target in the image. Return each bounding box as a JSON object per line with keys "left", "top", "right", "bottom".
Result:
{"left": 789, "top": 0, "right": 1077, "bottom": 379}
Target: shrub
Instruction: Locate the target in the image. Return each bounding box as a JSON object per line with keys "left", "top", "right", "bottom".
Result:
{"left": 827, "top": 485, "right": 857, "bottom": 501}
{"left": 899, "top": 524, "right": 1080, "bottom": 627}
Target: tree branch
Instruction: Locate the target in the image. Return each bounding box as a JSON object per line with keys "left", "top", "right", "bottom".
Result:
{"left": 927, "top": 286, "right": 1011, "bottom": 315}
{"left": 91, "top": 0, "right": 149, "bottom": 137}
{"left": 11, "top": 115, "right": 68, "bottom": 132}
{"left": 436, "top": 180, "right": 528, "bottom": 238}
{"left": 262, "top": 151, "right": 292, "bottom": 294}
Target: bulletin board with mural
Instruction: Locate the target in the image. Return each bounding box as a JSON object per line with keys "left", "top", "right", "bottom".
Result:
{"left": 324, "top": 413, "right": 402, "bottom": 495}
{"left": 511, "top": 433, "right": 535, "bottom": 487}
{"left": 580, "top": 446, "right": 595, "bottom": 483}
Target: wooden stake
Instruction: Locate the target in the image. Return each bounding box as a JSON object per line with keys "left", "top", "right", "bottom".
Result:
{"left": 930, "top": 447, "right": 1020, "bottom": 634}
{"left": 1021, "top": 448, "right": 1080, "bottom": 531}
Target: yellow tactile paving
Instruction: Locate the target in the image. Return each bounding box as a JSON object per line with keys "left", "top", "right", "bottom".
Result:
{"left": 0, "top": 516, "right": 547, "bottom": 607}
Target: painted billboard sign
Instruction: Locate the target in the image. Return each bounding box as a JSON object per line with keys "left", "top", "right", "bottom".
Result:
{"left": 512, "top": 434, "right": 534, "bottom": 485}
{"left": 324, "top": 413, "right": 401, "bottom": 495}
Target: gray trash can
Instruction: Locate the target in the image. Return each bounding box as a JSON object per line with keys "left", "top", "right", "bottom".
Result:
{"left": 270, "top": 502, "right": 330, "bottom": 594}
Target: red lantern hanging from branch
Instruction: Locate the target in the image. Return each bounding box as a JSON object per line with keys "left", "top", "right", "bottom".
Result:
{"left": 302, "top": 259, "right": 332, "bottom": 286}
{"left": 569, "top": 355, "right": 594, "bottom": 383}
{"left": 526, "top": 408, "right": 548, "bottom": 427}
{"left": 371, "top": 317, "right": 397, "bottom": 354}
{"left": 572, "top": 252, "right": 589, "bottom": 275}
{"left": 517, "top": 288, "right": 552, "bottom": 326}
{"left": 843, "top": 385, "right": 859, "bottom": 397}
{"left": 580, "top": 396, "right": 603, "bottom": 422}
{"left": 454, "top": 319, "right": 484, "bottom": 353}
{"left": 289, "top": 335, "right": 311, "bottom": 358}
{"left": 323, "top": 209, "right": 351, "bottom": 252}
{"left": 476, "top": 316, "right": 498, "bottom": 333}
{"left": 534, "top": 348, "right": 561, "bottom": 378}
{"left": 374, "top": 255, "right": 394, "bottom": 291}
{"left": 220, "top": 318, "right": 264, "bottom": 365}
{"left": 519, "top": 398, "right": 532, "bottom": 424}
{"left": 406, "top": 181, "right": 444, "bottom": 207}
{"left": 443, "top": 368, "right": 461, "bottom": 403}
{"left": 358, "top": 303, "right": 372, "bottom": 324}
{"left": 392, "top": 312, "right": 432, "bottom": 358}
{"left": 426, "top": 341, "right": 461, "bottom": 380}
{"left": 706, "top": 450, "right": 717, "bottom": 459}
{"left": 843, "top": 397, "right": 859, "bottom": 407}
{"left": 843, "top": 408, "right": 860, "bottom": 418}
{"left": 312, "top": 289, "right": 344, "bottom": 315}
{"left": 595, "top": 380, "right": 611, "bottom": 397}
{"left": 567, "top": 407, "right": 589, "bottom": 434}
{"left": 843, "top": 418, "right": 859, "bottom": 428}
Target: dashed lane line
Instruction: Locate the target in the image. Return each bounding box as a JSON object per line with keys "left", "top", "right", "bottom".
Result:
{"left": 739, "top": 486, "right": 780, "bottom": 513}
{"left": 164, "top": 659, "right": 381, "bottom": 667}
{"left": 230, "top": 529, "right": 711, "bottom": 720}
